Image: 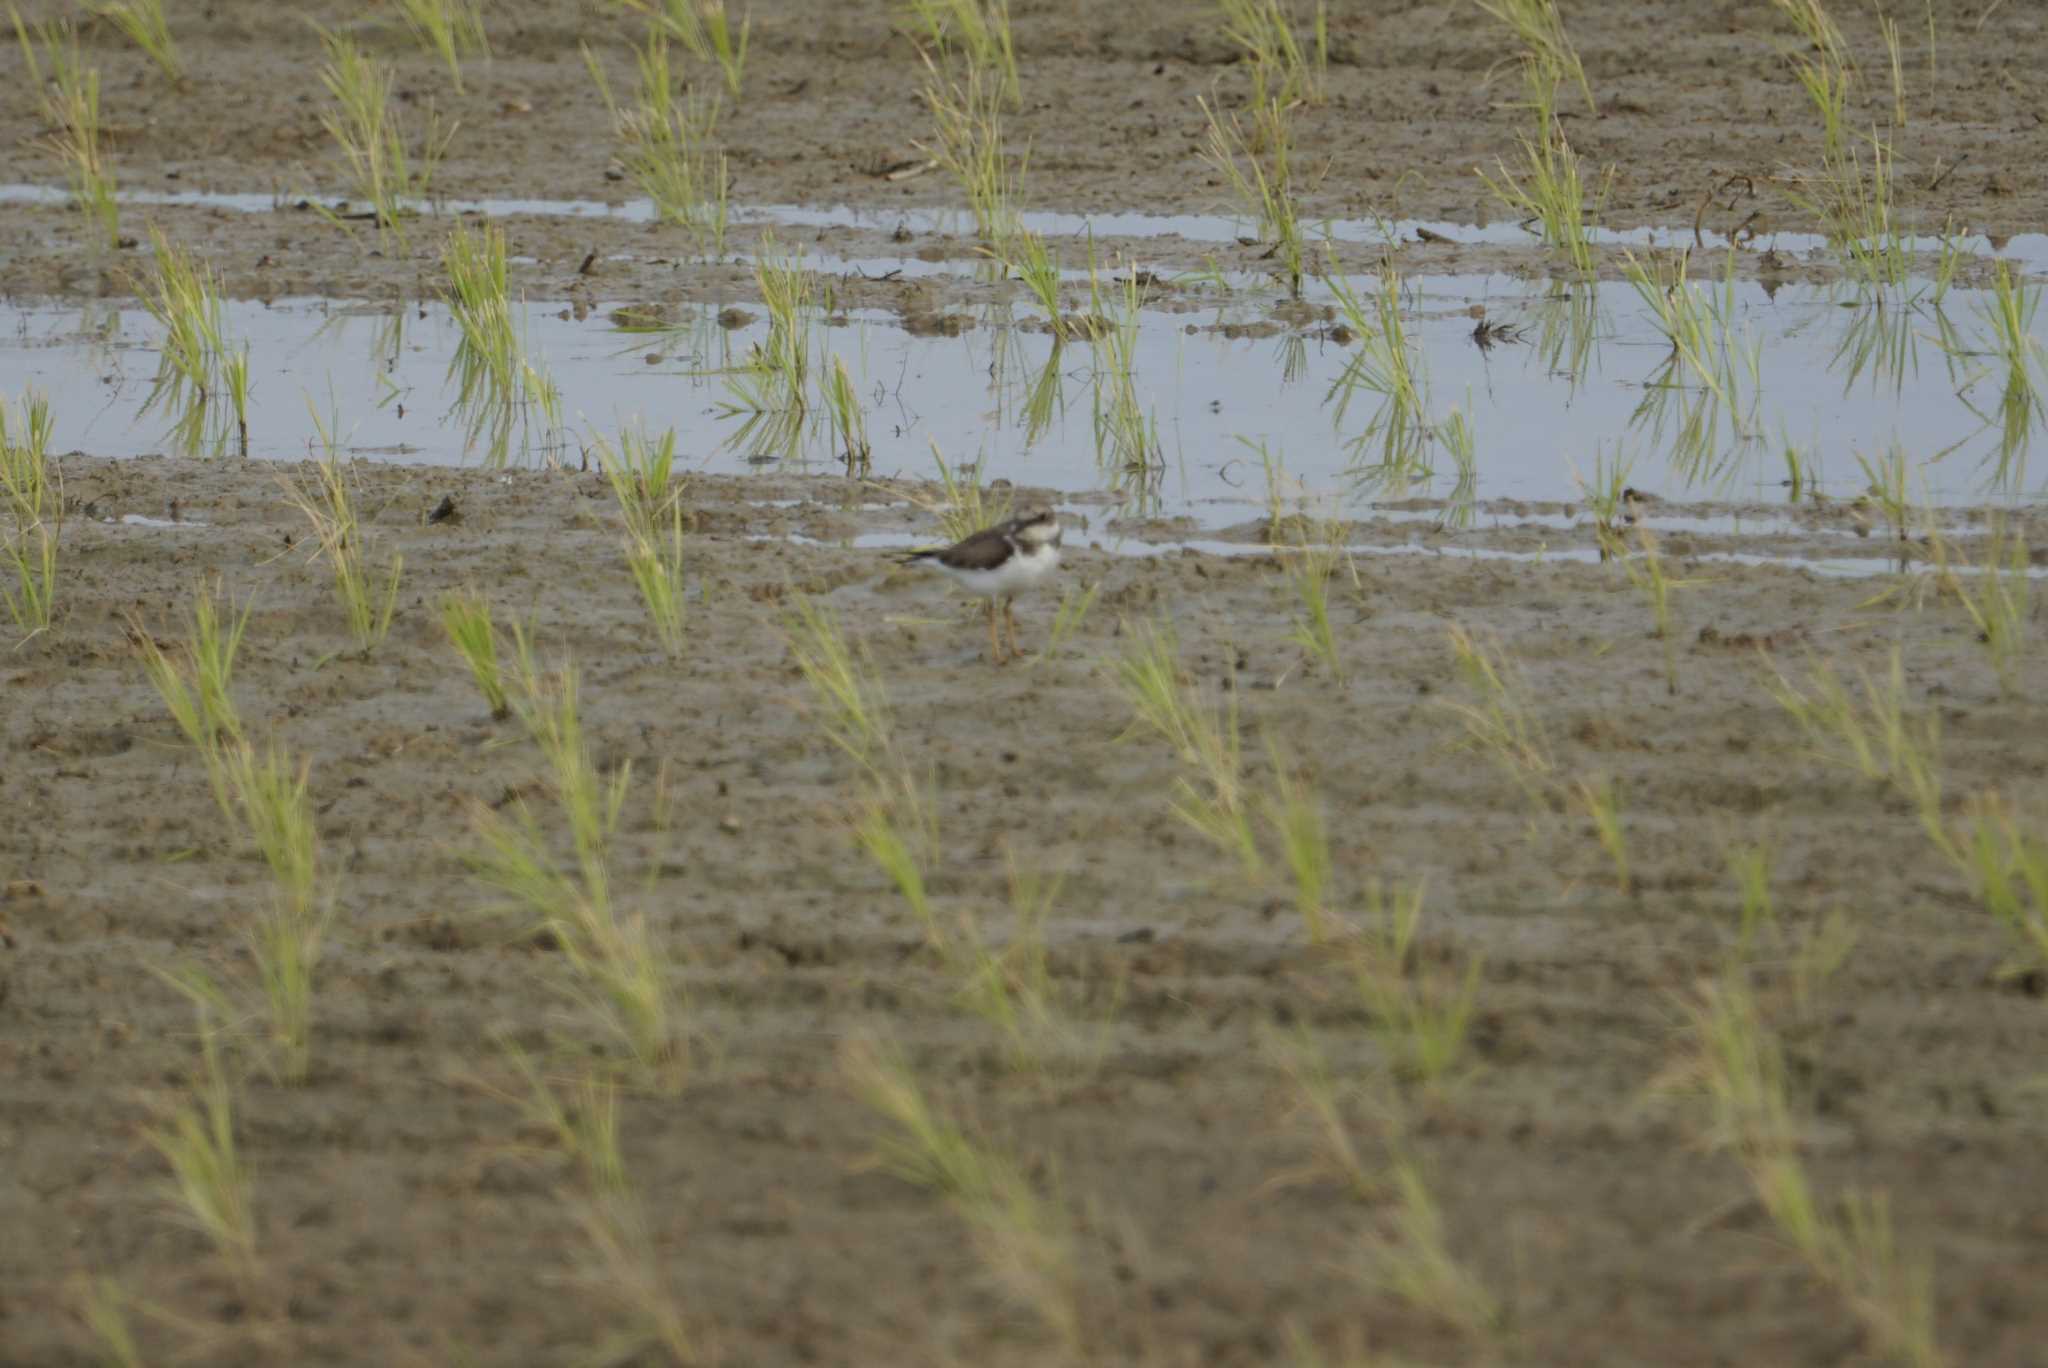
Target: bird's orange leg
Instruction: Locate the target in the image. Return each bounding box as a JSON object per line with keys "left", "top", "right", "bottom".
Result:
{"left": 986, "top": 598, "right": 1005, "bottom": 664}
{"left": 1004, "top": 598, "right": 1022, "bottom": 658}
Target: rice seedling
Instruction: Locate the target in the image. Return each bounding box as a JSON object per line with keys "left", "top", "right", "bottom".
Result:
{"left": 0, "top": 389, "right": 60, "bottom": 639}
{"left": 822, "top": 353, "right": 871, "bottom": 476}
{"left": 221, "top": 736, "right": 326, "bottom": 1085}
{"left": 585, "top": 31, "right": 729, "bottom": 248}
{"left": 1761, "top": 648, "right": 1949, "bottom": 858}
{"left": 1198, "top": 95, "right": 1306, "bottom": 298}
{"left": 1440, "top": 624, "right": 1555, "bottom": 815}
{"left": 1468, "top": 0, "right": 1593, "bottom": 113}
{"left": 1615, "top": 526, "right": 1693, "bottom": 696}
{"left": 72, "top": 1276, "right": 143, "bottom": 1368}
{"left": 1437, "top": 404, "right": 1479, "bottom": 530}
{"left": 1965, "top": 260, "right": 2045, "bottom": 478}
{"left": 1669, "top": 979, "right": 1947, "bottom": 1368}
{"left": 395, "top": 0, "right": 489, "bottom": 93}
{"left": 1799, "top": 135, "right": 1913, "bottom": 292}
{"left": 1218, "top": 0, "right": 1328, "bottom": 107}
{"left": 133, "top": 579, "right": 251, "bottom": 818}
{"left": 1325, "top": 257, "right": 1431, "bottom": 487}
{"left": 1277, "top": 511, "right": 1347, "bottom": 680}
{"left": 284, "top": 408, "right": 403, "bottom": 655}
{"left": 1788, "top": 906, "right": 1859, "bottom": 1018}
{"left": 1263, "top": 1026, "right": 1382, "bottom": 1199}
{"left": 509, "top": 1059, "right": 695, "bottom": 1363}
{"left": 1530, "top": 279, "right": 1603, "bottom": 389}
{"left": 1723, "top": 836, "right": 1778, "bottom": 959}
{"left": 1880, "top": 12, "right": 1906, "bottom": 126}
{"left": 441, "top": 588, "right": 510, "bottom": 720}
{"left": 1474, "top": 57, "right": 1607, "bottom": 275}
{"left": 87, "top": 0, "right": 180, "bottom": 83}
{"left": 1113, "top": 619, "right": 1261, "bottom": 876}
{"left": 622, "top": 0, "right": 750, "bottom": 97}
{"left": 711, "top": 232, "right": 811, "bottom": 459}
{"left": 1573, "top": 774, "right": 1630, "bottom": 892}
{"left": 1368, "top": 1154, "right": 1501, "bottom": 1341}
{"left": 136, "top": 226, "right": 250, "bottom": 455}
{"left": 843, "top": 1038, "right": 1084, "bottom": 1355}
{"left": 1031, "top": 579, "right": 1099, "bottom": 663}
{"left": 1001, "top": 226, "right": 1066, "bottom": 333}
{"left": 784, "top": 594, "right": 895, "bottom": 773}
{"left": 13, "top": 13, "right": 119, "bottom": 247}
{"left": 915, "top": 51, "right": 1018, "bottom": 242}
{"left": 144, "top": 1010, "right": 257, "bottom": 1281}
{"left": 1261, "top": 745, "right": 1334, "bottom": 942}
{"left": 1853, "top": 444, "right": 1913, "bottom": 542}
{"left": 1954, "top": 794, "right": 2048, "bottom": 974}
{"left": 469, "top": 643, "right": 683, "bottom": 1088}
{"left": 1929, "top": 519, "right": 2030, "bottom": 698}
{"left": 1089, "top": 267, "right": 1163, "bottom": 480}
{"left": 315, "top": 27, "right": 453, "bottom": 248}
{"left": 902, "top": 0, "right": 1019, "bottom": 107}
{"left": 1345, "top": 882, "right": 1482, "bottom": 1086}
{"left": 594, "top": 424, "right": 689, "bottom": 657}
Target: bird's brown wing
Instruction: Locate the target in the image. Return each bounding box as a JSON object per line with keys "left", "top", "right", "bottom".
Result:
{"left": 915, "top": 523, "right": 1017, "bottom": 571}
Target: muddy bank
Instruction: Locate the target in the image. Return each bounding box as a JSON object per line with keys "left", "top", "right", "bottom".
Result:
{"left": 1, "top": 454, "right": 2045, "bottom": 1364}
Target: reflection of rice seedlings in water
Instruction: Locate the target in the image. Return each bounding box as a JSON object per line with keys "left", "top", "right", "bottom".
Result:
{"left": 1831, "top": 295, "right": 1933, "bottom": 396}
{"left": 1198, "top": 96, "right": 1305, "bottom": 299}
{"left": 822, "top": 354, "right": 870, "bottom": 475}
{"left": 396, "top": 0, "right": 489, "bottom": 92}
{"left": 316, "top": 28, "right": 453, "bottom": 249}
{"left": 1326, "top": 258, "right": 1440, "bottom": 493}
{"left": 135, "top": 227, "right": 251, "bottom": 456}
{"left": 625, "top": 0, "right": 750, "bottom": 97}
{"left": 585, "top": 31, "right": 729, "bottom": 249}
{"left": 13, "top": 14, "right": 120, "bottom": 247}
{"left": 902, "top": 0, "right": 1019, "bottom": 107}
{"left": 0, "top": 389, "right": 60, "bottom": 639}
{"left": 1967, "top": 261, "right": 2044, "bottom": 485}
{"left": 1218, "top": 0, "right": 1327, "bottom": 107}
{"left": 712, "top": 232, "right": 812, "bottom": 461}
{"left": 1088, "top": 268, "right": 1162, "bottom": 494}
{"left": 86, "top": 0, "right": 181, "bottom": 82}
{"left": 1529, "top": 279, "right": 1601, "bottom": 387}
{"left": 1621, "top": 248, "right": 1761, "bottom": 488}
{"left": 441, "top": 221, "right": 562, "bottom": 464}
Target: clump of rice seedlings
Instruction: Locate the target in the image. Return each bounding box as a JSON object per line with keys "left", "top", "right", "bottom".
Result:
{"left": 315, "top": 27, "right": 454, "bottom": 248}
{"left": 1218, "top": 0, "right": 1328, "bottom": 107}
{"left": 1852, "top": 444, "right": 1913, "bottom": 542}
{"left": 1437, "top": 404, "right": 1479, "bottom": 530}
{"left": 441, "top": 587, "right": 511, "bottom": 720}
{"left": 712, "top": 231, "right": 811, "bottom": 460}
{"left": 1614, "top": 526, "right": 1693, "bottom": 695}
{"left": 285, "top": 406, "right": 403, "bottom": 655}
{"left": 903, "top": 0, "right": 1019, "bottom": 107}
{"left": 133, "top": 579, "right": 251, "bottom": 817}
{"left": 916, "top": 51, "right": 1018, "bottom": 242}
{"left": 1468, "top": 0, "right": 1592, "bottom": 113}
{"left": 1344, "top": 882, "right": 1482, "bottom": 1086}
{"left": 1879, "top": 12, "right": 1906, "bottom": 125}
{"left": 1762, "top": 648, "right": 1948, "bottom": 855}
{"left": 72, "top": 1277, "right": 143, "bottom": 1368}
{"left": 843, "top": 1037, "right": 1084, "bottom": 1355}
{"left": 1113, "top": 620, "right": 1261, "bottom": 875}
{"left": 144, "top": 1011, "right": 258, "bottom": 1281}
{"left": 13, "top": 13, "right": 119, "bottom": 246}
{"left": 1965, "top": 260, "right": 2044, "bottom": 480}
{"left": 1788, "top": 907, "right": 1859, "bottom": 1018}
{"left": 1797, "top": 135, "right": 1912, "bottom": 292}
{"left": 1260, "top": 744, "right": 1334, "bottom": 941}
{"left": 1263, "top": 1026, "right": 1382, "bottom": 1199}
{"left": 585, "top": 31, "right": 729, "bottom": 248}
{"left": 1669, "top": 979, "right": 1947, "bottom": 1368}
{"left": 1954, "top": 794, "right": 2048, "bottom": 975}
{"left": 1723, "top": 836, "right": 1778, "bottom": 960}
{"left": 1440, "top": 624, "right": 1555, "bottom": 814}
{"left": 86, "top": 0, "right": 181, "bottom": 83}
{"left": 441, "top": 220, "right": 563, "bottom": 464}
{"left": 1001, "top": 227, "right": 1067, "bottom": 334}
{"left": 617, "top": 0, "right": 750, "bottom": 97}
{"left": 1260, "top": 452, "right": 1350, "bottom": 679}
{"left": 1572, "top": 774, "right": 1630, "bottom": 892}
{"left": 822, "top": 353, "right": 871, "bottom": 476}
{"left": 136, "top": 226, "right": 251, "bottom": 456}
{"left": 784, "top": 594, "right": 896, "bottom": 772}
{"left": 1199, "top": 95, "right": 1306, "bottom": 299}
{"left": 1474, "top": 56, "right": 1607, "bottom": 275}
{"left": 1928, "top": 519, "right": 2030, "bottom": 698}
{"left": 0, "top": 389, "right": 60, "bottom": 639}
{"left": 1530, "top": 279, "right": 1603, "bottom": 389}
{"left": 1367, "top": 1154, "right": 1501, "bottom": 1340}
{"left": 508, "top": 1059, "right": 695, "bottom": 1363}
{"left": 220, "top": 737, "right": 326, "bottom": 1084}
{"left": 903, "top": 441, "right": 1014, "bottom": 546}
{"left": 1031, "top": 580, "right": 1099, "bottom": 664}
{"left": 396, "top": 0, "right": 489, "bottom": 93}
{"left": 1325, "top": 257, "right": 1432, "bottom": 489}
{"left": 470, "top": 642, "right": 684, "bottom": 1088}
{"left": 1089, "top": 266, "right": 1163, "bottom": 481}
{"left": 594, "top": 424, "right": 689, "bottom": 657}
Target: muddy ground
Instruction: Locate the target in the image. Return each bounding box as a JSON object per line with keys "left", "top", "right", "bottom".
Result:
{"left": 1, "top": 456, "right": 2045, "bottom": 1366}
{"left": 4, "top": 1, "right": 2048, "bottom": 1365}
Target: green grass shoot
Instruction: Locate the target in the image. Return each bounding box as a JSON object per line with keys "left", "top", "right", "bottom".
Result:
{"left": 0, "top": 389, "right": 59, "bottom": 639}
{"left": 13, "top": 12, "right": 119, "bottom": 246}
{"left": 441, "top": 220, "right": 563, "bottom": 462}
{"left": 1474, "top": 56, "right": 1607, "bottom": 275}
{"left": 316, "top": 26, "right": 454, "bottom": 248}
{"left": 1218, "top": 0, "right": 1327, "bottom": 107}
{"left": 784, "top": 592, "right": 897, "bottom": 773}
{"left": 916, "top": 50, "right": 1018, "bottom": 242}
{"left": 286, "top": 407, "right": 403, "bottom": 654}
{"left": 1198, "top": 95, "right": 1305, "bottom": 298}
{"left": 396, "top": 0, "right": 489, "bottom": 93}
{"left": 585, "top": 30, "right": 729, "bottom": 248}
{"left": 822, "top": 353, "right": 871, "bottom": 476}
{"left": 1468, "top": 0, "right": 1592, "bottom": 113}
{"left": 618, "top": 0, "right": 750, "bottom": 97}
{"left": 1112, "top": 619, "right": 1260, "bottom": 875}
{"left": 1930, "top": 519, "right": 2030, "bottom": 698}
{"left": 221, "top": 736, "right": 326, "bottom": 1085}
{"left": 441, "top": 587, "right": 510, "bottom": 720}
{"left": 144, "top": 1011, "right": 258, "bottom": 1280}
{"left": 132, "top": 579, "right": 251, "bottom": 819}
{"left": 136, "top": 225, "right": 250, "bottom": 456}
{"left": 595, "top": 424, "right": 689, "bottom": 656}
{"left": 87, "top": 0, "right": 181, "bottom": 82}
{"left": 902, "top": 0, "right": 1019, "bottom": 107}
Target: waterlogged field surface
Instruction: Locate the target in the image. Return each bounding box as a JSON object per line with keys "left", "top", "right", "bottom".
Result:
{"left": 4, "top": 1, "right": 2048, "bottom": 1366}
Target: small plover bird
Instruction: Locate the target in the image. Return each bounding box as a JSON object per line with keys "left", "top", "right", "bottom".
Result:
{"left": 903, "top": 510, "right": 1063, "bottom": 664}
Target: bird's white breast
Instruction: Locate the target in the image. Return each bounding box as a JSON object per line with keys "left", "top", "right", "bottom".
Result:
{"left": 938, "top": 542, "right": 1059, "bottom": 597}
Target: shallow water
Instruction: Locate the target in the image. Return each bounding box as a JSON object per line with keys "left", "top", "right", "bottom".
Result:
{"left": 4, "top": 259, "right": 2041, "bottom": 527}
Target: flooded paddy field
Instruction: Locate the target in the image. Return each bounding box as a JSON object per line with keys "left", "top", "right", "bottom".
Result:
{"left": 3, "top": 2, "right": 2047, "bottom": 1366}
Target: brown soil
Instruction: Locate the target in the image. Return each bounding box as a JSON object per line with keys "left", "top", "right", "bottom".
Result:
{"left": 3, "top": 456, "right": 2047, "bottom": 1366}
{"left": 5, "top": 3, "right": 2048, "bottom": 1365}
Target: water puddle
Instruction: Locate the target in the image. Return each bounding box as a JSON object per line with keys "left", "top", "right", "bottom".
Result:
{"left": 3, "top": 259, "right": 2040, "bottom": 535}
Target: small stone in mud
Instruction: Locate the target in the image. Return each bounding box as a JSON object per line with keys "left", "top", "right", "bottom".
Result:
{"left": 717, "top": 307, "right": 757, "bottom": 330}
{"left": 427, "top": 495, "right": 459, "bottom": 524}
